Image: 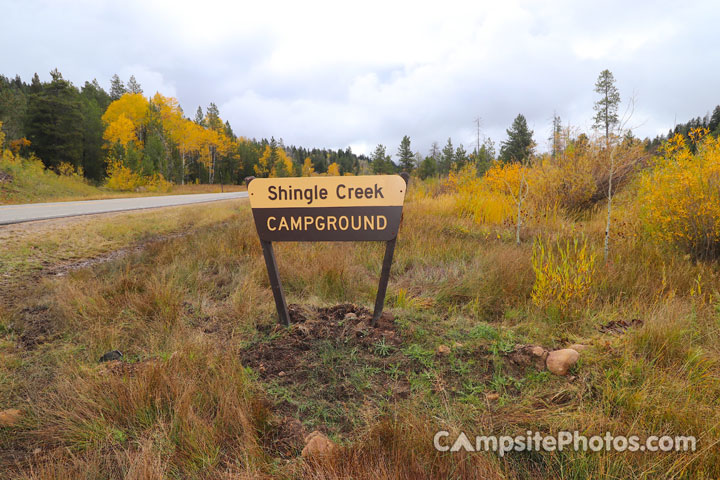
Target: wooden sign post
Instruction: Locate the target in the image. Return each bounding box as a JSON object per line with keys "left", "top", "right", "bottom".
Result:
{"left": 247, "top": 173, "right": 409, "bottom": 327}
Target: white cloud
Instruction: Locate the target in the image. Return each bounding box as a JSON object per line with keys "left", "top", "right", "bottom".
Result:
{"left": 2, "top": 0, "right": 720, "bottom": 155}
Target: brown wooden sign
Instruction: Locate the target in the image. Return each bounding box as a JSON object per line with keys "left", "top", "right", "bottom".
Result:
{"left": 246, "top": 174, "right": 409, "bottom": 327}
{"left": 248, "top": 175, "right": 407, "bottom": 242}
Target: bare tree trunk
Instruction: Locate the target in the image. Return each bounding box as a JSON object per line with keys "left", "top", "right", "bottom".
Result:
{"left": 181, "top": 149, "right": 185, "bottom": 185}
{"left": 604, "top": 149, "right": 615, "bottom": 262}
{"left": 210, "top": 147, "right": 216, "bottom": 184}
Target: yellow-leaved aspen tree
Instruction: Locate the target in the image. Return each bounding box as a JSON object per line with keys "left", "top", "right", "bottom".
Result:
{"left": 302, "top": 157, "right": 314, "bottom": 176}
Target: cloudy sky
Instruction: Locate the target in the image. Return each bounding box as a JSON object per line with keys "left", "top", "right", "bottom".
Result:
{"left": 3, "top": 0, "right": 719, "bottom": 156}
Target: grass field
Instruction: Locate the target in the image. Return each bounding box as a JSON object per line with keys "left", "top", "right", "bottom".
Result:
{"left": 1, "top": 175, "right": 719, "bottom": 479}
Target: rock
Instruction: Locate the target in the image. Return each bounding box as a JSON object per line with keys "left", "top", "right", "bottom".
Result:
{"left": 485, "top": 392, "right": 500, "bottom": 401}
{"left": 569, "top": 343, "right": 588, "bottom": 352}
{"left": 436, "top": 344, "right": 451, "bottom": 355}
{"left": 301, "top": 431, "right": 336, "bottom": 458}
{"left": 531, "top": 346, "right": 547, "bottom": 357}
{"left": 0, "top": 408, "right": 22, "bottom": 427}
{"left": 99, "top": 350, "right": 123, "bottom": 363}
{"left": 546, "top": 349, "right": 580, "bottom": 376}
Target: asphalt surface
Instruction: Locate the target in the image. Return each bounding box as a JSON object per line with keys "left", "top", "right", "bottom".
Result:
{"left": 0, "top": 192, "right": 248, "bottom": 225}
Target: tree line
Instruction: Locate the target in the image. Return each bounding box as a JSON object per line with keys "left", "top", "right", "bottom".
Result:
{"left": 0, "top": 71, "right": 370, "bottom": 185}
{"left": 3, "top": 69, "right": 719, "bottom": 186}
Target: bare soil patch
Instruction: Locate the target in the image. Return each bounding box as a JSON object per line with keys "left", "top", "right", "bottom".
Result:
{"left": 599, "top": 318, "right": 643, "bottom": 335}
{"left": 240, "top": 303, "right": 409, "bottom": 435}
{"left": 9, "top": 304, "right": 58, "bottom": 349}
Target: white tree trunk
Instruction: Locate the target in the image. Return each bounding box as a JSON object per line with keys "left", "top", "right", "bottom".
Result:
{"left": 604, "top": 149, "right": 615, "bottom": 262}
{"left": 181, "top": 149, "right": 185, "bottom": 185}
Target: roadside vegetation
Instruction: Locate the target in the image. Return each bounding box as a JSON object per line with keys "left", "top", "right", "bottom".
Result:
{"left": 0, "top": 144, "right": 243, "bottom": 205}
{"left": 3, "top": 69, "right": 720, "bottom": 479}
{"left": 2, "top": 125, "right": 720, "bottom": 478}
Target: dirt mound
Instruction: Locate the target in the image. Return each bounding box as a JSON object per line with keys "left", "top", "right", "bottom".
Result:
{"left": 245, "top": 303, "right": 402, "bottom": 379}
{"left": 286, "top": 302, "right": 399, "bottom": 345}
{"left": 241, "top": 303, "right": 409, "bottom": 435}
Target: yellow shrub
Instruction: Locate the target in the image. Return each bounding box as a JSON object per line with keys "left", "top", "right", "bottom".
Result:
{"left": 105, "top": 159, "right": 144, "bottom": 191}
{"left": 483, "top": 161, "right": 524, "bottom": 195}
{"left": 638, "top": 130, "right": 720, "bottom": 259}
{"left": 145, "top": 173, "right": 173, "bottom": 193}
{"left": 450, "top": 163, "right": 517, "bottom": 225}
{"left": 56, "top": 162, "right": 84, "bottom": 178}
{"left": 105, "top": 160, "right": 173, "bottom": 193}
{"left": 531, "top": 237, "right": 596, "bottom": 313}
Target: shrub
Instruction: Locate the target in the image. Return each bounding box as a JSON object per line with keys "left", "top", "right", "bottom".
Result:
{"left": 56, "top": 161, "right": 84, "bottom": 178}
{"left": 105, "top": 160, "right": 172, "bottom": 192}
{"left": 531, "top": 236, "right": 596, "bottom": 314}
{"left": 638, "top": 130, "right": 720, "bottom": 259}
{"left": 450, "top": 163, "right": 516, "bottom": 225}
{"left": 532, "top": 134, "right": 645, "bottom": 212}
{"left": 105, "top": 159, "right": 144, "bottom": 191}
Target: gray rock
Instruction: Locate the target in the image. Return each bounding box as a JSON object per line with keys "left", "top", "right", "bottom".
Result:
{"left": 99, "top": 350, "right": 123, "bottom": 363}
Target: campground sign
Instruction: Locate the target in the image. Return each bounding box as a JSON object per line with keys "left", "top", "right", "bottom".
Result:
{"left": 247, "top": 174, "right": 409, "bottom": 326}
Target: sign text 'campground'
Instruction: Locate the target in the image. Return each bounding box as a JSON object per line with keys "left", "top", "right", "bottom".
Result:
{"left": 248, "top": 175, "right": 407, "bottom": 242}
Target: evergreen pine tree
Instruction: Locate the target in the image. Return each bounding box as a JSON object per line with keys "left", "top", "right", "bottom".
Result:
{"left": 500, "top": 114, "right": 534, "bottom": 163}
{"left": 454, "top": 144, "right": 468, "bottom": 169}
{"left": 371, "top": 144, "right": 395, "bottom": 174}
{"left": 194, "top": 106, "right": 206, "bottom": 126}
{"left": 206, "top": 102, "right": 222, "bottom": 131}
{"left": 126, "top": 75, "right": 143, "bottom": 94}
{"left": 109, "top": 74, "right": 126, "bottom": 100}
{"left": 397, "top": 135, "right": 414, "bottom": 172}
{"left": 708, "top": 106, "right": 720, "bottom": 135}
{"left": 26, "top": 69, "right": 84, "bottom": 170}
{"left": 440, "top": 138, "right": 454, "bottom": 174}
{"left": 593, "top": 69, "right": 620, "bottom": 140}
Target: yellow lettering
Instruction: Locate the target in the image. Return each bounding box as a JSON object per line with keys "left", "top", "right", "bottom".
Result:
{"left": 327, "top": 216, "right": 337, "bottom": 230}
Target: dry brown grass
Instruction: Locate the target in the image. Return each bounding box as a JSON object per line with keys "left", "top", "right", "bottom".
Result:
{"left": 1, "top": 177, "right": 720, "bottom": 478}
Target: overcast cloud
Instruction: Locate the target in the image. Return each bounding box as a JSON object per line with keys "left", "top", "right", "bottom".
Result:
{"left": 3, "top": 0, "right": 719, "bottom": 155}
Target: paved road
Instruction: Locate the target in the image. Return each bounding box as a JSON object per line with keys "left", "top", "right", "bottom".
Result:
{"left": 0, "top": 192, "right": 248, "bottom": 225}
